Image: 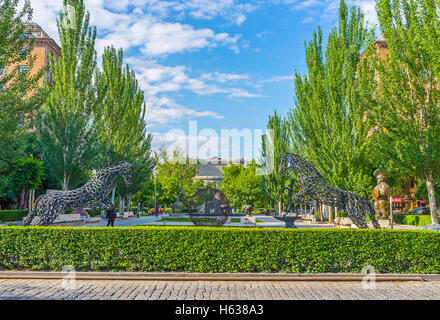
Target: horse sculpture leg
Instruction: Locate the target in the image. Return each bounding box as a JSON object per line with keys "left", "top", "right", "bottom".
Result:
{"left": 28, "top": 195, "right": 66, "bottom": 226}
{"left": 23, "top": 211, "right": 35, "bottom": 226}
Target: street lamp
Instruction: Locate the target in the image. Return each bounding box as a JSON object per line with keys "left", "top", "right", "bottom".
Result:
{"left": 153, "top": 169, "right": 157, "bottom": 213}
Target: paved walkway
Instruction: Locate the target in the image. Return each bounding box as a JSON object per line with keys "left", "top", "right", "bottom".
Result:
{"left": 1, "top": 279, "right": 440, "bottom": 300}
{"left": 10, "top": 214, "right": 417, "bottom": 230}
{"left": 73, "top": 215, "right": 336, "bottom": 229}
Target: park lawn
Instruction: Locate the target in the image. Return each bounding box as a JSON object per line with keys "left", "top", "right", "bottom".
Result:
{"left": 159, "top": 218, "right": 192, "bottom": 222}
{"left": 230, "top": 218, "right": 265, "bottom": 223}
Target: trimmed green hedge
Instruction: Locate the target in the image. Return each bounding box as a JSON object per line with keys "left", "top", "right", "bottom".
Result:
{"left": 393, "top": 214, "right": 432, "bottom": 227}
{"left": 0, "top": 210, "right": 28, "bottom": 222}
{"left": 0, "top": 226, "right": 439, "bottom": 273}
{"left": 339, "top": 212, "right": 431, "bottom": 227}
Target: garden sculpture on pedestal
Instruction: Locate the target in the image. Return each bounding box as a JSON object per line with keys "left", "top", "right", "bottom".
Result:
{"left": 23, "top": 162, "right": 133, "bottom": 226}
{"left": 372, "top": 169, "right": 390, "bottom": 219}
{"left": 279, "top": 153, "right": 380, "bottom": 229}
{"left": 242, "top": 202, "right": 253, "bottom": 216}
{"left": 187, "top": 187, "right": 231, "bottom": 226}
{"left": 283, "top": 178, "right": 296, "bottom": 214}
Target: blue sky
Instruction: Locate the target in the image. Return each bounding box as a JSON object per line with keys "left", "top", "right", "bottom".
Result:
{"left": 29, "top": 0, "right": 377, "bottom": 160}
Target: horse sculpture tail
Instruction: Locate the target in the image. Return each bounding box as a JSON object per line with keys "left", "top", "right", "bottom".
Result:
{"left": 23, "top": 209, "right": 35, "bottom": 226}
{"left": 23, "top": 195, "right": 43, "bottom": 226}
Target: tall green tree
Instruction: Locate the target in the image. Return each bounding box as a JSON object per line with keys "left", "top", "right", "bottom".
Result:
{"left": 0, "top": 157, "right": 43, "bottom": 209}
{"left": 155, "top": 148, "right": 203, "bottom": 207}
{"left": 260, "top": 111, "right": 292, "bottom": 213}
{"left": 288, "top": 0, "right": 376, "bottom": 197}
{"left": 37, "top": 0, "right": 101, "bottom": 190}
{"left": 0, "top": 0, "right": 44, "bottom": 174}
{"left": 220, "top": 161, "right": 266, "bottom": 209}
{"left": 95, "top": 46, "right": 154, "bottom": 205}
{"left": 371, "top": 0, "right": 440, "bottom": 223}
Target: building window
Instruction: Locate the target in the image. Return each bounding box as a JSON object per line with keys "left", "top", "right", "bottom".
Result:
{"left": 18, "top": 65, "right": 26, "bottom": 74}
{"left": 47, "top": 69, "right": 53, "bottom": 84}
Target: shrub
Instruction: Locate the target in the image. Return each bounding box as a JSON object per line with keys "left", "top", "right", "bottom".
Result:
{"left": 86, "top": 209, "right": 102, "bottom": 217}
{"left": 393, "top": 214, "right": 432, "bottom": 227}
{"left": 165, "top": 208, "right": 172, "bottom": 214}
{"left": 0, "top": 210, "right": 28, "bottom": 222}
{"left": 0, "top": 227, "right": 439, "bottom": 273}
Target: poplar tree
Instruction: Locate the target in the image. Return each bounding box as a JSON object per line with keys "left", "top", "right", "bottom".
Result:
{"left": 289, "top": 0, "right": 376, "bottom": 197}
{"left": 0, "top": 0, "right": 44, "bottom": 173}
{"left": 95, "top": 46, "right": 154, "bottom": 209}
{"left": 371, "top": 0, "right": 440, "bottom": 223}
{"left": 37, "top": 0, "right": 100, "bottom": 190}
{"left": 260, "top": 111, "right": 292, "bottom": 213}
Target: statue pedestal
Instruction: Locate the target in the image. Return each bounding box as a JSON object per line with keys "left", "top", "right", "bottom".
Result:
{"left": 241, "top": 216, "right": 256, "bottom": 225}
{"left": 334, "top": 217, "right": 353, "bottom": 228}
{"left": 274, "top": 214, "right": 300, "bottom": 228}
{"left": 378, "top": 218, "right": 391, "bottom": 229}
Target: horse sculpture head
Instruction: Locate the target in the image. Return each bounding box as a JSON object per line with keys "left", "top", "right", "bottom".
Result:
{"left": 120, "top": 162, "right": 133, "bottom": 186}
{"left": 98, "top": 161, "right": 133, "bottom": 187}
{"left": 279, "top": 153, "right": 321, "bottom": 179}
{"left": 279, "top": 153, "right": 301, "bottom": 177}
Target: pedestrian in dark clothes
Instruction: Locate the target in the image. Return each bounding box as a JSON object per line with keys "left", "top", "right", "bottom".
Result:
{"left": 106, "top": 204, "right": 116, "bottom": 227}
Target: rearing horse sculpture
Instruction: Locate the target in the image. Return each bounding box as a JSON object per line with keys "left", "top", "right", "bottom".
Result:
{"left": 23, "top": 162, "right": 133, "bottom": 226}
{"left": 279, "top": 153, "right": 379, "bottom": 229}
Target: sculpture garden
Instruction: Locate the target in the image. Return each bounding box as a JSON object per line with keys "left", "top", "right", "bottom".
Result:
{"left": 1, "top": 0, "right": 440, "bottom": 283}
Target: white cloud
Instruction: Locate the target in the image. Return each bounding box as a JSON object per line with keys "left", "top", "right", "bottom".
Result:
{"left": 261, "top": 75, "right": 293, "bottom": 83}
{"left": 27, "top": 0, "right": 242, "bottom": 57}
{"left": 150, "top": 130, "right": 228, "bottom": 159}
{"left": 124, "top": 56, "right": 265, "bottom": 126}
{"left": 146, "top": 96, "right": 223, "bottom": 125}
{"left": 201, "top": 71, "right": 249, "bottom": 83}
{"left": 355, "top": 0, "right": 378, "bottom": 25}
{"left": 235, "top": 14, "right": 247, "bottom": 26}
{"left": 228, "top": 88, "right": 265, "bottom": 98}
{"left": 126, "top": 57, "right": 262, "bottom": 99}
{"left": 273, "top": 0, "right": 377, "bottom": 25}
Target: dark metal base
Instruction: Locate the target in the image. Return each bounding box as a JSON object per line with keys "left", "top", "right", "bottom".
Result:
{"left": 274, "top": 215, "right": 301, "bottom": 228}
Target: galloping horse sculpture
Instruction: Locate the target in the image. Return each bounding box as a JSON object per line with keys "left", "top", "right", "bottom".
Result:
{"left": 23, "top": 162, "right": 133, "bottom": 226}
{"left": 279, "top": 153, "right": 379, "bottom": 229}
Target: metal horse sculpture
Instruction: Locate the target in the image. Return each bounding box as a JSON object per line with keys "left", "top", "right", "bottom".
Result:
{"left": 23, "top": 162, "right": 133, "bottom": 226}
{"left": 279, "top": 154, "right": 379, "bottom": 229}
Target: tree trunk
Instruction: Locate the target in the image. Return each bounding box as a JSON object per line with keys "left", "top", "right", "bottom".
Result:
{"left": 127, "top": 193, "right": 132, "bottom": 212}
{"left": 111, "top": 187, "right": 116, "bottom": 204}
{"left": 277, "top": 201, "right": 282, "bottom": 214}
{"left": 425, "top": 171, "right": 439, "bottom": 224}
{"left": 18, "top": 189, "right": 27, "bottom": 209}
{"left": 119, "top": 196, "right": 124, "bottom": 217}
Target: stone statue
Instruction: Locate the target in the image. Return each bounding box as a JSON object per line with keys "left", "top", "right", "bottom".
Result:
{"left": 205, "top": 193, "right": 221, "bottom": 214}
{"left": 279, "top": 153, "right": 380, "bottom": 229}
{"left": 242, "top": 201, "right": 253, "bottom": 216}
{"left": 23, "top": 162, "right": 133, "bottom": 226}
{"left": 372, "top": 169, "right": 390, "bottom": 219}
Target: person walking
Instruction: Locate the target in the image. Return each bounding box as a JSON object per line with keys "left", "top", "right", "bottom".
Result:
{"left": 106, "top": 204, "right": 116, "bottom": 227}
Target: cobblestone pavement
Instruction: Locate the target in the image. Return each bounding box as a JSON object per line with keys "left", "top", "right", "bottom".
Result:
{"left": 1, "top": 279, "right": 440, "bottom": 300}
